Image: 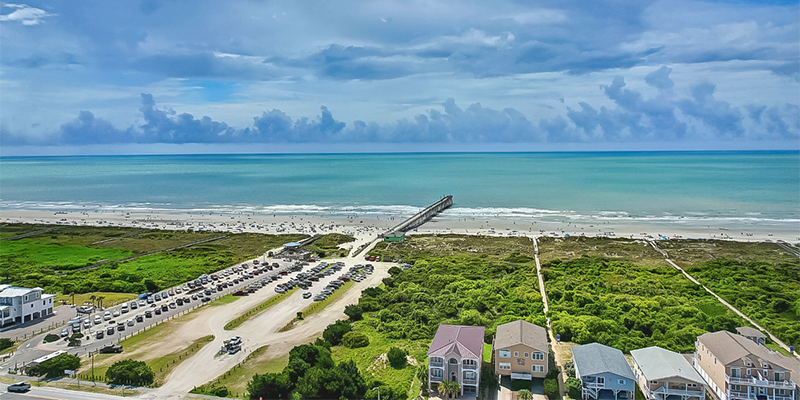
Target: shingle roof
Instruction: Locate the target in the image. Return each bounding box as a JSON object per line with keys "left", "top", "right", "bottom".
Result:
{"left": 630, "top": 346, "right": 704, "bottom": 383}
{"left": 572, "top": 343, "right": 635, "bottom": 380}
{"left": 495, "top": 320, "right": 548, "bottom": 352}
{"left": 427, "top": 324, "right": 485, "bottom": 360}
{"left": 698, "top": 330, "right": 799, "bottom": 373}
{"left": 735, "top": 327, "right": 766, "bottom": 339}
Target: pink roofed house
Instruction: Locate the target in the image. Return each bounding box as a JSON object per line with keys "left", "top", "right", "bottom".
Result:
{"left": 427, "top": 324, "right": 486, "bottom": 397}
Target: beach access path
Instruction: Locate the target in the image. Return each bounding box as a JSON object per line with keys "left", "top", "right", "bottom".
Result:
{"left": 531, "top": 236, "right": 566, "bottom": 400}
{"left": 648, "top": 241, "right": 798, "bottom": 359}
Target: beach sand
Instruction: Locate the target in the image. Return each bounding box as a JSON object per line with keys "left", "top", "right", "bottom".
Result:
{"left": 1, "top": 206, "right": 797, "bottom": 244}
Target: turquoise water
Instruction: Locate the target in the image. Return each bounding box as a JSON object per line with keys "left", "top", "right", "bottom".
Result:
{"left": 1, "top": 151, "right": 798, "bottom": 224}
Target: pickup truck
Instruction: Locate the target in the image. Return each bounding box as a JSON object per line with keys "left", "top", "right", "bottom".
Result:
{"left": 99, "top": 344, "right": 123, "bottom": 354}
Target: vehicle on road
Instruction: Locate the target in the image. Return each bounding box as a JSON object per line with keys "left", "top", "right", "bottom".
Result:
{"left": 127, "top": 319, "right": 135, "bottom": 326}
{"left": 154, "top": 308, "right": 162, "bottom": 315}
{"left": 99, "top": 344, "right": 123, "bottom": 354}
{"left": 7, "top": 382, "right": 31, "bottom": 393}
{"left": 96, "top": 331, "right": 104, "bottom": 339}
{"left": 112, "top": 309, "right": 120, "bottom": 317}
{"left": 120, "top": 304, "right": 129, "bottom": 313}
{"left": 303, "top": 292, "right": 312, "bottom": 299}
{"left": 60, "top": 328, "right": 69, "bottom": 337}
{"left": 106, "top": 326, "right": 115, "bottom": 335}
{"left": 104, "top": 311, "right": 112, "bottom": 320}
{"left": 145, "top": 310, "right": 152, "bottom": 318}
{"left": 94, "top": 315, "right": 102, "bottom": 324}
{"left": 116, "top": 322, "right": 125, "bottom": 331}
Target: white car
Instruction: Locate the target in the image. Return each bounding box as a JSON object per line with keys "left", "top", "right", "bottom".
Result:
{"left": 104, "top": 311, "right": 112, "bottom": 320}
{"left": 94, "top": 315, "right": 102, "bottom": 324}
{"left": 112, "top": 309, "right": 120, "bottom": 317}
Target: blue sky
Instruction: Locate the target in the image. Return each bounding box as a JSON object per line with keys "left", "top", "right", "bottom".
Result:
{"left": 0, "top": 0, "right": 798, "bottom": 154}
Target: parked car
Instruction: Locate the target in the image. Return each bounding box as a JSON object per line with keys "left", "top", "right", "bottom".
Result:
{"left": 106, "top": 326, "right": 115, "bottom": 335}
{"left": 154, "top": 308, "right": 162, "bottom": 315}
{"left": 116, "top": 322, "right": 125, "bottom": 331}
{"left": 96, "top": 331, "right": 105, "bottom": 339}
{"left": 60, "top": 328, "right": 69, "bottom": 337}
{"left": 94, "top": 315, "right": 102, "bottom": 324}
{"left": 135, "top": 314, "right": 144, "bottom": 323}
{"left": 127, "top": 319, "right": 134, "bottom": 327}
{"left": 112, "top": 309, "right": 120, "bottom": 317}
{"left": 303, "top": 292, "right": 312, "bottom": 299}
{"left": 168, "top": 303, "right": 176, "bottom": 309}
{"left": 104, "top": 311, "right": 112, "bottom": 320}
{"left": 144, "top": 310, "right": 152, "bottom": 318}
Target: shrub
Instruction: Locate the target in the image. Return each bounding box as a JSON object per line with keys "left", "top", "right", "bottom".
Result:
{"left": 544, "top": 378, "right": 560, "bottom": 400}
{"left": 387, "top": 346, "right": 407, "bottom": 369}
{"left": 342, "top": 331, "right": 370, "bottom": 348}
{"left": 105, "top": 359, "right": 154, "bottom": 386}
{"left": 563, "top": 360, "right": 576, "bottom": 378}
{"left": 208, "top": 385, "right": 229, "bottom": 397}
{"left": 323, "top": 320, "right": 352, "bottom": 346}
{"left": 0, "top": 338, "right": 15, "bottom": 350}
{"left": 566, "top": 377, "right": 582, "bottom": 399}
{"left": 43, "top": 334, "right": 60, "bottom": 343}
{"left": 344, "top": 304, "right": 363, "bottom": 321}
{"left": 27, "top": 353, "right": 80, "bottom": 378}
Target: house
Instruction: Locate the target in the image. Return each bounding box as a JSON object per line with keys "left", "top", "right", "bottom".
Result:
{"left": 694, "top": 330, "right": 798, "bottom": 400}
{"left": 631, "top": 346, "right": 706, "bottom": 400}
{"left": 735, "top": 327, "right": 767, "bottom": 347}
{"left": 493, "top": 320, "right": 549, "bottom": 380}
{"left": 0, "top": 285, "right": 56, "bottom": 327}
{"left": 428, "top": 324, "right": 485, "bottom": 396}
{"left": 572, "top": 343, "right": 636, "bottom": 400}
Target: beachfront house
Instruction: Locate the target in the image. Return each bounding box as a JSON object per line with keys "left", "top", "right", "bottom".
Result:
{"left": 631, "top": 346, "right": 706, "bottom": 400}
{"left": 428, "top": 324, "right": 485, "bottom": 397}
{"left": 572, "top": 343, "right": 636, "bottom": 400}
{"left": 735, "top": 327, "right": 767, "bottom": 347}
{"left": 0, "top": 285, "right": 55, "bottom": 327}
{"left": 493, "top": 319, "right": 549, "bottom": 380}
{"left": 693, "top": 330, "right": 798, "bottom": 400}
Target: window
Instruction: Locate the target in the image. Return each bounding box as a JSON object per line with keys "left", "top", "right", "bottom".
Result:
{"left": 449, "top": 358, "right": 458, "bottom": 365}
{"left": 499, "top": 363, "right": 511, "bottom": 370}
{"left": 463, "top": 359, "right": 477, "bottom": 368}
{"left": 776, "top": 390, "right": 785, "bottom": 395}
{"left": 533, "top": 365, "right": 545, "bottom": 373}
{"left": 688, "top": 384, "right": 697, "bottom": 388}
{"left": 464, "top": 371, "right": 476, "bottom": 380}
{"left": 532, "top": 352, "right": 544, "bottom": 360}
{"left": 499, "top": 350, "right": 511, "bottom": 358}
{"left": 524, "top": 352, "right": 529, "bottom": 358}
{"left": 430, "top": 357, "right": 443, "bottom": 365}
{"left": 597, "top": 377, "right": 605, "bottom": 385}
{"left": 431, "top": 369, "right": 443, "bottom": 378}
{"left": 650, "top": 381, "right": 658, "bottom": 385}
{"left": 774, "top": 372, "right": 783, "bottom": 382}
{"left": 732, "top": 385, "right": 741, "bottom": 391}
{"left": 618, "top": 379, "right": 626, "bottom": 385}
{"left": 514, "top": 351, "right": 519, "bottom": 357}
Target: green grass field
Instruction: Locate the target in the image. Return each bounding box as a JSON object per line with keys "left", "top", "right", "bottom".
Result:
{"left": 192, "top": 345, "right": 289, "bottom": 398}
{"left": 304, "top": 233, "right": 355, "bottom": 258}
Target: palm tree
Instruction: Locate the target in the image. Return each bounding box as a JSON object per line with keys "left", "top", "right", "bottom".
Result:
{"left": 96, "top": 296, "right": 105, "bottom": 309}
{"left": 416, "top": 365, "right": 429, "bottom": 398}
{"left": 89, "top": 294, "right": 97, "bottom": 307}
{"left": 518, "top": 389, "right": 534, "bottom": 400}
{"left": 439, "top": 381, "right": 460, "bottom": 399}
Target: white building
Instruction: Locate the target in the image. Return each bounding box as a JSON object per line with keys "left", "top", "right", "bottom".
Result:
{"left": 0, "top": 284, "right": 56, "bottom": 327}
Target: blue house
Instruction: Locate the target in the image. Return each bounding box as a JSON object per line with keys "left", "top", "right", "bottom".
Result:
{"left": 573, "top": 343, "right": 636, "bottom": 400}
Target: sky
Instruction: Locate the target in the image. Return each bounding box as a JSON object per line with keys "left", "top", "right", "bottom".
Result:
{"left": 0, "top": 0, "right": 798, "bottom": 155}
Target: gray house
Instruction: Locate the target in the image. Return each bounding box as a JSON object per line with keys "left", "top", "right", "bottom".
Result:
{"left": 573, "top": 343, "right": 636, "bottom": 400}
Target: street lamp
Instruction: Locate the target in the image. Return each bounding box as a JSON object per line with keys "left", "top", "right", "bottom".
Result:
{"left": 372, "top": 386, "right": 380, "bottom": 400}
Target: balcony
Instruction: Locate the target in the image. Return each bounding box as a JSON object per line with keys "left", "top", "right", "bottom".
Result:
{"left": 430, "top": 359, "right": 443, "bottom": 367}
{"left": 729, "top": 391, "right": 794, "bottom": 400}
{"left": 430, "top": 376, "right": 443, "bottom": 383}
{"left": 462, "top": 363, "right": 479, "bottom": 370}
{"left": 463, "top": 378, "right": 477, "bottom": 385}
{"left": 726, "top": 375, "right": 796, "bottom": 389}
{"left": 652, "top": 386, "right": 704, "bottom": 399}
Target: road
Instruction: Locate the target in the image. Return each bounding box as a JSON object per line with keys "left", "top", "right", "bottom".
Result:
{"left": 0, "top": 382, "right": 124, "bottom": 400}
{"left": 145, "top": 257, "right": 393, "bottom": 398}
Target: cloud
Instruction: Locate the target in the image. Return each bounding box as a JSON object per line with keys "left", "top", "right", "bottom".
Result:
{"left": 4, "top": 66, "right": 797, "bottom": 146}
{"left": 0, "top": 3, "right": 54, "bottom": 25}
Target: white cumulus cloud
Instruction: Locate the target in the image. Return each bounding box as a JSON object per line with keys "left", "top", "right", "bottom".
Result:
{"left": 0, "top": 3, "right": 54, "bottom": 25}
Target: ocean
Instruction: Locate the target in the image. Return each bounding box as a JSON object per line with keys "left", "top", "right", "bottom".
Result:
{"left": 1, "top": 151, "right": 798, "bottom": 232}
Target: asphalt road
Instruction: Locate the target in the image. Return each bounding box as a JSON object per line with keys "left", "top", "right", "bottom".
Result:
{"left": 1, "top": 255, "right": 297, "bottom": 372}
{"left": 0, "top": 382, "right": 126, "bottom": 400}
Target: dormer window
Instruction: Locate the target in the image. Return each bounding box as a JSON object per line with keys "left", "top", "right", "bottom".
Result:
{"left": 449, "top": 358, "right": 458, "bottom": 364}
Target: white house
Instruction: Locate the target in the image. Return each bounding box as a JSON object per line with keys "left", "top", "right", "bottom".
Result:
{"left": 427, "top": 324, "right": 485, "bottom": 397}
{"left": 0, "top": 285, "right": 56, "bottom": 327}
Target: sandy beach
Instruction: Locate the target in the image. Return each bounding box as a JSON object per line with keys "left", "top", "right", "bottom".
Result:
{"left": 2, "top": 206, "right": 797, "bottom": 244}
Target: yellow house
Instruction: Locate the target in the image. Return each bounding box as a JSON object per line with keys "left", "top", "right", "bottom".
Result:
{"left": 493, "top": 320, "right": 549, "bottom": 380}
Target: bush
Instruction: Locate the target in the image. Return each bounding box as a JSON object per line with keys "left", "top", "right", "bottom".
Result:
{"left": 105, "top": 359, "right": 154, "bottom": 386}
{"left": 342, "top": 331, "right": 370, "bottom": 348}
{"left": 480, "top": 364, "right": 498, "bottom": 390}
{"left": 566, "top": 377, "right": 582, "bottom": 399}
{"left": 248, "top": 372, "right": 292, "bottom": 399}
{"left": 563, "top": 360, "right": 575, "bottom": 378}
{"left": 344, "top": 304, "right": 363, "bottom": 321}
{"left": 208, "top": 385, "right": 229, "bottom": 397}
{"left": 27, "top": 353, "right": 80, "bottom": 378}
{"left": 387, "top": 347, "right": 407, "bottom": 369}
{"left": 0, "top": 338, "right": 15, "bottom": 350}
{"left": 544, "top": 378, "right": 560, "bottom": 400}
{"left": 43, "top": 334, "right": 60, "bottom": 343}
{"left": 323, "top": 320, "right": 352, "bottom": 346}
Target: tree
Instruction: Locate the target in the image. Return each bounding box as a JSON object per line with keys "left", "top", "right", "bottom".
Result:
{"left": 247, "top": 372, "right": 292, "bottom": 399}
{"left": 342, "top": 331, "right": 369, "bottom": 348}
{"left": 416, "top": 365, "right": 429, "bottom": 398}
{"left": 96, "top": 295, "right": 105, "bottom": 309}
{"left": 344, "top": 304, "right": 363, "bottom": 321}
{"left": 439, "top": 380, "right": 460, "bottom": 399}
{"left": 479, "top": 364, "right": 498, "bottom": 391}
{"left": 0, "top": 338, "right": 14, "bottom": 351}
{"left": 565, "top": 377, "right": 582, "bottom": 399}
{"left": 89, "top": 294, "right": 97, "bottom": 307}
{"left": 105, "top": 359, "right": 154, "bottom": 386}
{"left": 519, "top": 389, "right": 534, "bottom": 400}
{"left": 387, "top": 346, "right": 408, "bottom": 369}
{"left": 544, "top": 378, "right": 560, "bottom": 400}
{"left": 323, "top": 320, "right": 352, "bottom": 346}
{"left": 27, "top": 353, "right": 80, "bottom": 378}
{"left": 563, "top": 360, "right": 576, "bottom": 378}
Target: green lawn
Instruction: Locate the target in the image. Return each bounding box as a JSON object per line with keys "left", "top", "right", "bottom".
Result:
{"left": 304, "top": 233, "right": 355, "bottom": 258}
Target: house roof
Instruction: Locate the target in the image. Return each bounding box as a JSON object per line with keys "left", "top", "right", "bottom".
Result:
{"left": 427, "top": 324, "right": 485, "bottom": 360}
{"left": 735, "top": 327, "right": 765, "bottom": 339}
{"left": 697, "top": 330, "right": 799, "bottom": 373}
{"left": 572, "top": 343, "right": 635, "bottom": 380}
{"left": 0, "top": 286, "right": 41, "bottom": 298}
{"left": 630, "top": 346, "right": 704, "bottom": 383}
{"left": 495, "top": 320, "right": 548, "bottom": 352}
